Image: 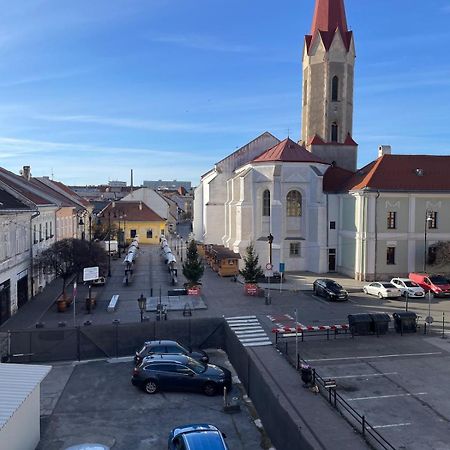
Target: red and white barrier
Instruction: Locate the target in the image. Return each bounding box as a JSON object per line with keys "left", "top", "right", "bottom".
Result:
{"left": 272, "top": 324, "right": 349, "bottom": 334}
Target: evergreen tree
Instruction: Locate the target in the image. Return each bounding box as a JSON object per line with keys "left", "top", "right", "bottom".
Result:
{"left": 239, "top": 243, "right": 264, "bottom": 283}
{"left": 182, "top": 239, "right": 204, "bottom": 287}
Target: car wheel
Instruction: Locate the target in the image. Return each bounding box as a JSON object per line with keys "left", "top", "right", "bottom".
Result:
{"left": 377, "top": 292, "right": 383, "bottom": 299}
{"left": 203, "top": 382, "right": 217, "bottom": 396}
{"left": 144, "top": 379, "right": 158, "bottom": 394}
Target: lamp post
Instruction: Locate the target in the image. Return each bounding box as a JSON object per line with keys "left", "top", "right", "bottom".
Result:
{"left": 137, "top": 293, "right": 146, "bottom": 322}
{"left": 117, "top": 214, "right": 122, "bottom": 258}
{"left": 107, "top": 212, "right": 112, "bottom": 277}
{"left": 180, "top": 239, "right": 184, "bottom": 262}
{"left": 267, "top": 233, "right": 274, "bottom": 265}
{"left": 424, "top": 210, "right": 433, "bottom": 272}
{"left": 266, "top": 233, "right": 274, "bottom": 305}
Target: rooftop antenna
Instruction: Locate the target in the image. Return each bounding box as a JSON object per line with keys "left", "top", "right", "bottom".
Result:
{"left": 131, "top": 169, "right": 134, "bottom": 189}
{"left": 51, "top": 168, "right": 54, "bottom": 180}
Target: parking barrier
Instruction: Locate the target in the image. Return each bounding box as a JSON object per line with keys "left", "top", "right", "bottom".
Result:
{"left": 272, "top": 324, "right": 349, "bottom": 343}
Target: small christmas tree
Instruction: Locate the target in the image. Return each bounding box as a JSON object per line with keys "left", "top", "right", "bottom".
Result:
{"left": 182, "top": 239, "right": 204, "bottom": 287}
{"left": 240, "top": 243, "right": 264, "bottom": 283}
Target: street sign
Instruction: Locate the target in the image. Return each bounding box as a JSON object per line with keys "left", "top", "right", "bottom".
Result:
{"left": 266, "top": 263, "right": 273, "bottom": 270}
{"left": 265, "top": 270, "right": 274, "bottom": 278}
{"left": 425, "top": 316, "right": 434, "bottom": 324}
{"left": 279, "top": 263, "right": 285, "bottom": 273}
{"left": 83, "top": 266, "right": 99, "bottom": 282}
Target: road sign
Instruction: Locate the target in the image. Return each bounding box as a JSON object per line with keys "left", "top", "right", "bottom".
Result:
{"left": 265, "top": 270, "right": 274, "bottom": 278}
{"left": 425, "top": 316, "right": 434, "bottom": 325}
{"left": 83, "top": 266, "right": 99, "bottom": 282}
{"left": 266, "top": 263, "right": 273, "bottom": 270}
{"left": 279, "top": 263, "right": 285, "bottom": 273}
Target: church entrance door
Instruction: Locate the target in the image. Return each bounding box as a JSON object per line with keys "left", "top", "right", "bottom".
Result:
{"left": 328, "top": 249, "right": 336, "bottom": 272}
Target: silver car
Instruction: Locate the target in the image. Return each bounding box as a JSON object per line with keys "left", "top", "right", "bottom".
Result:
{"left": 390, "top": 278, "right": 425, "bottom": 298}
{"left": 363, "top": 282, "right": 401, "bottom": 299}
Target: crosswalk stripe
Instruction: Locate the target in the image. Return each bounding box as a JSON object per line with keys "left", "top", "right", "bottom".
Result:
{"left": 240, "top": 337, "right": 272, "bottom": 343}
{"left": 235, "top": 333, "right": 267, "bottom": 338}
{"left": 235, "top": 329, "right": 265, "bottom": 335}
{"left": 229, "top": 325, "right": 262, "bottom": 330}
{"left": 227, "top": 320, "right": 259, "bottom": 325}
{"left": 243, "top": 341, "right": 272, "bottom": 347}
{"left": 226, "top": 316, "right": 256, "bottom": 320}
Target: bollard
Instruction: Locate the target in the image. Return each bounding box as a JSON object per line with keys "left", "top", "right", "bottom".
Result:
{"left": 442, "top": 312, "right": 447, "bottom": 340}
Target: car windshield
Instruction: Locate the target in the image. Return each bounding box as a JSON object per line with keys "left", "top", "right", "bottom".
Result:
{"left": 404, "top": 281, "right": 419, "bottom": 287}
{"left": 186, "top": 358, "right": 206, "bottom": 374}
{"left": 327, "top": 281, "right": 342, "bottom": 289}
{"left": 185, "top": 431, "right": 225, "bottom": 449}
{"left": 429, "top": 275, "right": 449, "bottom": 285}
{"left": 382, "top": 283, "right": 395, "bottom": 288}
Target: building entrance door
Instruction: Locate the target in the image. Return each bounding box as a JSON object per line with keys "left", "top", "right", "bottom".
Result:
{"left": 0, "top": 280, "right": 11, "bottom": 326}
{"left": 17, "top": 275, "right": 29, "bottom": 309}
{"left": 328, "top": 249, "right": 336, "bottom": 272}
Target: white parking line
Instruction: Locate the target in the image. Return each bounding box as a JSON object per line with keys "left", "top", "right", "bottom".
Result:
{"left": 370, "top": 423, "right": 412, "bottom": 429}
{"left": 306, "top": 352, "right": 441, "bottom": 362}
{"left": 347, "top": 392, "right": 427, "bottom": 401}
{"left": 326, "top": 372, "right": 398, "bottom": 379}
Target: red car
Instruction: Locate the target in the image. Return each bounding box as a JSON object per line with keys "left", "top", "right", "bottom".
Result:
{"left": 408, "top": 273, "right": 450, "bottom": 297}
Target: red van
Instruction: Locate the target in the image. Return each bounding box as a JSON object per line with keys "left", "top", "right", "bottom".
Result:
{"left": 408, "top": 273, "right": 450, "bottom": 297}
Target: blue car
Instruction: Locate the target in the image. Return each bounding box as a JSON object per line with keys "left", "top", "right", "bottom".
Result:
{"left": 168, "top": 424, "right": 228, "bottom": 450}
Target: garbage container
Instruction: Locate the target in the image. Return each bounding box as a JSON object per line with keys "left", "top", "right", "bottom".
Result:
{"left": 348, "top": 313, "right": 372, "bottom": 335}
{"left": 369, "top": 313, "right": 391, "bottom": 335}
{"left": 393, "top": 312, "right": 417, "bottom": 333}
{"left": 301, "top": 364, "right": 313, "bottom": 385}
{"left": 168, "top": 288, "right": 187, "bottom": 296}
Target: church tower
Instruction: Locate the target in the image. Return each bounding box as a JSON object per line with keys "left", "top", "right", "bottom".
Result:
{"left": 301, "top": 0, "right": 357, "bottom": 172}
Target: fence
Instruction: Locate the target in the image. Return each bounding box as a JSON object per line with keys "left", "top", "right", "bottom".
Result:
{"left": 276, "top": 339, "right": 396, "bottom": 450}
{"left": 4, "top": 318, "right": 225, "bottom": 364}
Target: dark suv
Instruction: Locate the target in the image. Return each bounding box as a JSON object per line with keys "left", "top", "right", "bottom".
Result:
{"left": 131, "top": 354, "right": 232, "bottom": 396}
{"left": 134, "top": 340, "right": 209, "bottom": 366}
{"left": 313, "top": 279, "right": 348, "bottom": 301}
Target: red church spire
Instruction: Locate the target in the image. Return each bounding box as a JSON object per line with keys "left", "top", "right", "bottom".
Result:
{"left": 306, "top": 0, "right": 352, "bottom": 52}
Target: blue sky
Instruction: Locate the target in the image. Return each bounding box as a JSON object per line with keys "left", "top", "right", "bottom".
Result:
{"left": 0, "top": 0, "right": 450, "bottom": 186}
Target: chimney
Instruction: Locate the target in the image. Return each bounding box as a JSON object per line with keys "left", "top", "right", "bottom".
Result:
{"left": 130, "top": 169, "right": 134, "bottom": 190}
{"left": 378, "top": 145, "right": 392, "bottom": 158}
{"left": 22, "top": 166, "right": 31, "bottom": 180}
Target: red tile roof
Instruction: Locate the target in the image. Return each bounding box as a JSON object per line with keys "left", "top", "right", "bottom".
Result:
{"left": 252, "top": 138, "right": 326, "bottom": 164}
{"left": 325, "top": 154, "right": 450, "bottom": 192}
{"left": 99, "top": 201, "right": 165, "bottom": 222}
{"left": 306, "top": 0, "right": 353, "bottom": 52}
{"left": 323, "top": 165, "right": 355, "bottom": 192}
{"left": 50, "top": 180, "right": 91, "bottom": 207}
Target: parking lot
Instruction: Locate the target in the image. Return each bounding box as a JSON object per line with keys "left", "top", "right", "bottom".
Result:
{"left": 37, "top": 350, "right": 265, "bottom": 450}
{"left": 282, "top": 334, "right": 450, "bottom": 450}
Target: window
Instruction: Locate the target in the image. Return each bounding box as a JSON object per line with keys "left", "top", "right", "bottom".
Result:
{"left": 49, "top": 221, "right": 53, "bottom": 238}
{"left": 263, "top": 190, "right": 270, "bottom": 216}
{"left": 147, "top": 229, "right": 153, "bottom": 239}
{"left": 303, "top": 80, "right": 308, "bottom": 105}
{"left": 39, "top": 224, "right": 43, "bottom": 241}
{"left": 130, "top": 229, "right": 137, "bottom": 238}
{"left": 428, "top": 246, "right": 437, "bottom": 265}
{"left": 387, "top": 212, "right": 396, "bottom": 229}
{"left": 428, "top": 211, "right": 438, "bottom": 229}
{"left": 160, "top": 229, "right": 164, "bottom": 236}
{"left": 330, "top": 221, "right": 336, "bottom": 230}
{"left": 331, "top": 122, "right": 338, "bottom": 142}
{"left": 33, "top": 225, "right": 37, "bottom": 244}
{"left": 286, "top": 190, "right": 302, "bottom": 217}
{"left": 332, "top": 76, "right": 339, "bottom": 102}
{"left": 386, "top": 247, "right": 396, "bottom": 265}
{"left": 45, "top": 222, "right": 49, "bottom": 239}
{"left": 290, "top": 242, "right": 301, "bottom": 257}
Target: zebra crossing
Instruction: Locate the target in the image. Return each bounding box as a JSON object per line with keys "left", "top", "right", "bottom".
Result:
{"left": 225, "top": 315, "right": 272, "bottom": 347}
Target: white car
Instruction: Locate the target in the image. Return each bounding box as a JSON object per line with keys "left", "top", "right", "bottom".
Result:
{"left": 390, "top": 278, "right": 425, "bottom": 298}
{"left": 363, "top": 282, "right": 401, "bottom": 299}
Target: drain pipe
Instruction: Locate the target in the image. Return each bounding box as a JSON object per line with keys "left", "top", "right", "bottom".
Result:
{"left": 374, "top": 191, "right": 380, "bottom": 281}
{"left": 30, "top": 210, "right": 40, "bottom": 298}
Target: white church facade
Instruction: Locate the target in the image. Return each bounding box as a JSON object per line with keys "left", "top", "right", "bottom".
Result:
{"left": 194, "top": 0, "right": 450, "bottom": 281}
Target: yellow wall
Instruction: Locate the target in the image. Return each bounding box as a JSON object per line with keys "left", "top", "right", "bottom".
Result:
{"left": 113, "top": 219, "right": 167, "bottom": 245}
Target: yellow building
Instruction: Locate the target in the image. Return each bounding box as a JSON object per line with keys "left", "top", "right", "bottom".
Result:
{"left": 100, "top": 201, "right": 167, "bottom": 245}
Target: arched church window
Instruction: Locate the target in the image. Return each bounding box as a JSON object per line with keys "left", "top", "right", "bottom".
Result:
{"left": 331, "top": 122, "right": 338, "bottom": 143}
{"left": 303, "top": 80, "right": 307, "bottom": 106}
{"left": 332, "top": 76, "right": 339, "bottom": 102}
{"left": 263, "top": 190, "right": 270, "bottom": 216}
{"left": 286, "top": 190, "right": 302, "bottom": 217}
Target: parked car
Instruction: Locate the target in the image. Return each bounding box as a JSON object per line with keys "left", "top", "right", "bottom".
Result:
{"left": 91, "top": 277, "right": 106, "bottom": 286}
{"left": 131, "top": 354, "right": 232, "bottom": 396}
{"left": 313, "top": 279, "right": 348, "bottom": 301}
{"left": 408, "top": 273, "right": 450, "bottom": 297}
{"left": 390, "top": 278, "right": 425, "bottom": 298}
{"left": 168, "top": 424, "right": 228, "bottom": 450}
{"left": 363, "top": 282, "right": 401, "bottom": 299}
{"left": 134, "top": 340, "right": 209, "bottom": 366}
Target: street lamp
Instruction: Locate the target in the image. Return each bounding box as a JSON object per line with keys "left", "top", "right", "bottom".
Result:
{"left": 180, "top": 239, "right": 184, "bottom": 262}
{"left": 137, "top": 293, "right": 146, "bottom": 322}
{"left": 424, "top": 210, "right": 433, "bottom": 272}
{"left": 107, "top": 211, "right": 112, "bottom": 277}
{"left": 267, "top": 233, "right": 274, "bottom": 265}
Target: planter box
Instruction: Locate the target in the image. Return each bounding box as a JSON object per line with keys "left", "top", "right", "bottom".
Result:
{"left": 187, "top": 287, "right": 201, "bottom": 295}
{"left": 244, "top": 283, "right": 259, "bottom": 296}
